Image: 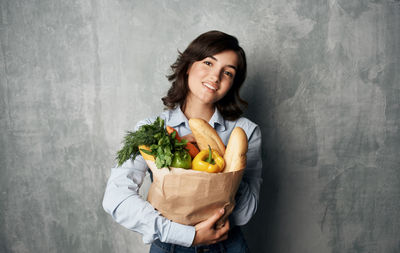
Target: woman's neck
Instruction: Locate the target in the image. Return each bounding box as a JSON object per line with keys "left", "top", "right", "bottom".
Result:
{"left": 182, "top": 99, "right": 215, "bottom": 122}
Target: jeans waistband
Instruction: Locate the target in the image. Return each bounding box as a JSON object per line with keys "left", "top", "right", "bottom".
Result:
{"left": 152, "top": 226, "right": 243, "bottom": 252}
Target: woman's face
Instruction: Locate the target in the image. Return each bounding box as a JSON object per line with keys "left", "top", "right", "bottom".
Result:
{"left": 186, "top": 50, "right": 238, "bottom": 106}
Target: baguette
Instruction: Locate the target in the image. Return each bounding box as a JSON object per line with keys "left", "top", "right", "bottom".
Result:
{"left": 188, "top": 118, "right": 225, "bottom": 156}
{"left": 223, "top": 127, "right": 248, "bottom": 172}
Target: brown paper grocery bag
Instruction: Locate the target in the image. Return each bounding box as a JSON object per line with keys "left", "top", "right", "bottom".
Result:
{"left": 145, "top": 160, "right": 244, "bottom": 226}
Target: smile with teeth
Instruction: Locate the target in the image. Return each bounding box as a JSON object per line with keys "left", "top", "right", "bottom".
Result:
{"left": 202, "top": 82, "right": 218, "bottom": 91}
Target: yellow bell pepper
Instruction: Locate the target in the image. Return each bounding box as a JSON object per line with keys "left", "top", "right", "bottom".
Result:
{"left": 192, "top": 145, "right": 225, "bottom": 173}
{"left": 138, "top": 145, "right": 155, "bottom": 161}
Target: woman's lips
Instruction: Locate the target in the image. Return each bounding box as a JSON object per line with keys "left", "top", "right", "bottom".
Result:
{"left": 202, "top": 82, "right": 218, "bottom": 91}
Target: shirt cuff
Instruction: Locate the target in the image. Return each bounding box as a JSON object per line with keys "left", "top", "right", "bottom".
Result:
{"left": 164, "top": 222, "right": 196, "bottom": 247}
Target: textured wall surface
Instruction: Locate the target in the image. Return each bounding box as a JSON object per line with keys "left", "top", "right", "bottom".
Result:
{"left": 1, "top": 0, "right": 399, "bottom": 252}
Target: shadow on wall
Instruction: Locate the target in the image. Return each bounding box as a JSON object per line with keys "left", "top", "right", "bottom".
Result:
{"left": 241, "top": 64, "right": 282, "bottom": 253}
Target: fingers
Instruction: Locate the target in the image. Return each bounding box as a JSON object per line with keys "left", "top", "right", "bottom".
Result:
{"left": 222, "top": 219, "right": 230, "bottom": 231}
{"left": 192, "top": 209, "right": 229, "bottom": 246}
{"left": 218, "top": 234, "right": 228, "bottom": 243}
{"left": 204, "top": 208, "right": 225, "bottom": 227}
{"left": 211, "top": 229, "right": 229, "bottom": 245}
{"left": 194, "top": 208, "right": 224, "bottom": 231}
{"left": 213, "top": 219, "right": 229, "bottom": 244}
{"left": 216, "top": 220, "right": 229, "bottom": 237}
{"left": 181, "top": 133, "right": 196, "bottom": 143}
{"left": 208, "top": 232, "right": 228, "bottom": 245}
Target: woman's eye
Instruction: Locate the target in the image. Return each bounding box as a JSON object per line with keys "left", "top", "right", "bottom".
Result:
{"left": 203, "top": 61, "right": 212, "bottom": 66}
{"left": 224, "top": 71, "right": 233, "bottom": 78}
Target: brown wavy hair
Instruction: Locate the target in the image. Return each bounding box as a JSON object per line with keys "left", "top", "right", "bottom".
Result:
{"left": 162, "top": 30, "right": 247, "bottom": 121}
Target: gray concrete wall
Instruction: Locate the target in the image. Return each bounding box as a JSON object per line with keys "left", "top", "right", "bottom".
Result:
{"left": 1, "top": 0, "right": 399, "bottom": 252}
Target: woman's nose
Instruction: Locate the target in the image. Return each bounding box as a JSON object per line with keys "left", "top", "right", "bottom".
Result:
{"left": 209, "top": 68, "right": 221, "bottom": 83}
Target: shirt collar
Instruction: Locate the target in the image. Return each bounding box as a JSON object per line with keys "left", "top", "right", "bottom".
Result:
{"left": 167, "top": 106, "right": 226, "bottom": 131}
{"left": 208, "top": 107, "right": 226, "bottom": 131}
{"left": 167, "top": 106, "right": 189, "bottom": 128}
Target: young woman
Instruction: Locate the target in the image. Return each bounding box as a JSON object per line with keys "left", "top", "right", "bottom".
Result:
{"left": 103, "top": 31, "right": 262, "bottom": 253}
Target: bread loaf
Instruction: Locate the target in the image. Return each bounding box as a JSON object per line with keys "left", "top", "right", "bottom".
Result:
{"left": 188, "top": 118, "right": 225, "bottom": 156}
{"left": 223, "top": 127, "right": 248, "bottom": 172}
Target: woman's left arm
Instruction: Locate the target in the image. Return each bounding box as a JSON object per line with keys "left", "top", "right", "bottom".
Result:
{"left": 230, "top": 126, "right": 263, "bottom": 226}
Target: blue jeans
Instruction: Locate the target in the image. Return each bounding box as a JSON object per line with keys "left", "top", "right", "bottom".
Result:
{"left": 149, "top": 226, "right": 250, "bottom": 253}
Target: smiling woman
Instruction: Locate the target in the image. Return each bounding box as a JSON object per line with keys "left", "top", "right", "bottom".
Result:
{"left": 102, "top": 31, "right": 262, "bottom": 253}
{"left": 186, "top": 50, "right": 238, "bottom": 108}
{"left": 162, "top": 30, "right": 248, "bottom": 121}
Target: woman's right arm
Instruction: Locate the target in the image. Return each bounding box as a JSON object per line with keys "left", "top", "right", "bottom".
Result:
{"left": 103, "top": 155, "right": 229, "bottom": 247}
{"left": 103, "top": 115, "right": 195, "bottom": 246}
{"left": 102, "top": 155, "right": 196, "bottom": 246}
{"left": 103, "top": 118, "right": 229, "bottom": 247}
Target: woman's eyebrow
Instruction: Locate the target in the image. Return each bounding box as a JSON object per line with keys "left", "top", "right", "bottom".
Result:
{"left": 208, "top": 55, "right": 237, "bottom": 70}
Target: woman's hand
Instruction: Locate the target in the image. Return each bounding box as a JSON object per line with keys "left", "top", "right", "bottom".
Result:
{"left": 192, "top": 208, "right": 230, "bottom": 246}
{"left": 181, "top": 133, "right": 196, "bottom": 144}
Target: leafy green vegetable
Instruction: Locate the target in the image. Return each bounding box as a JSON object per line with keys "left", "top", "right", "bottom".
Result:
{"left": 116, "top": 117, "right": 191, "bottom": 169}
{"left": 116, "top": 117, "right": 165, "bottom": 166}
{"left": 146, "top": 131, "right": 189, "bottom": 169}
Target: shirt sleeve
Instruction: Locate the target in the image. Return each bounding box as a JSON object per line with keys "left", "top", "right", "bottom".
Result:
{"left": 102, "top": 119, "right": 195, "bottom": 247}
{"left": 230, "top": 125, "right": 263, "bottom": 226}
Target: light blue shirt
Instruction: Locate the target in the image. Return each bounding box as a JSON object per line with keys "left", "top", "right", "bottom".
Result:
{"left": 102, "top": 107, "right": 263, "bottom": 247}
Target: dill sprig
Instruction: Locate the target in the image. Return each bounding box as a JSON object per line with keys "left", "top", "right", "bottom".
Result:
{"left": 116, "top": 117, "right": 165, "bottom": 166}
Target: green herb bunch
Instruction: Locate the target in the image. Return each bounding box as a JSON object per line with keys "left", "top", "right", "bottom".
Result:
{"left": 141, "top": 131, "right": 188, "bottom": 169}
{"left": 116, "top": 117, "right": 165, "bottom": 166}
{"left": 116, "top": 117, "right": 189, "bottom": 169}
